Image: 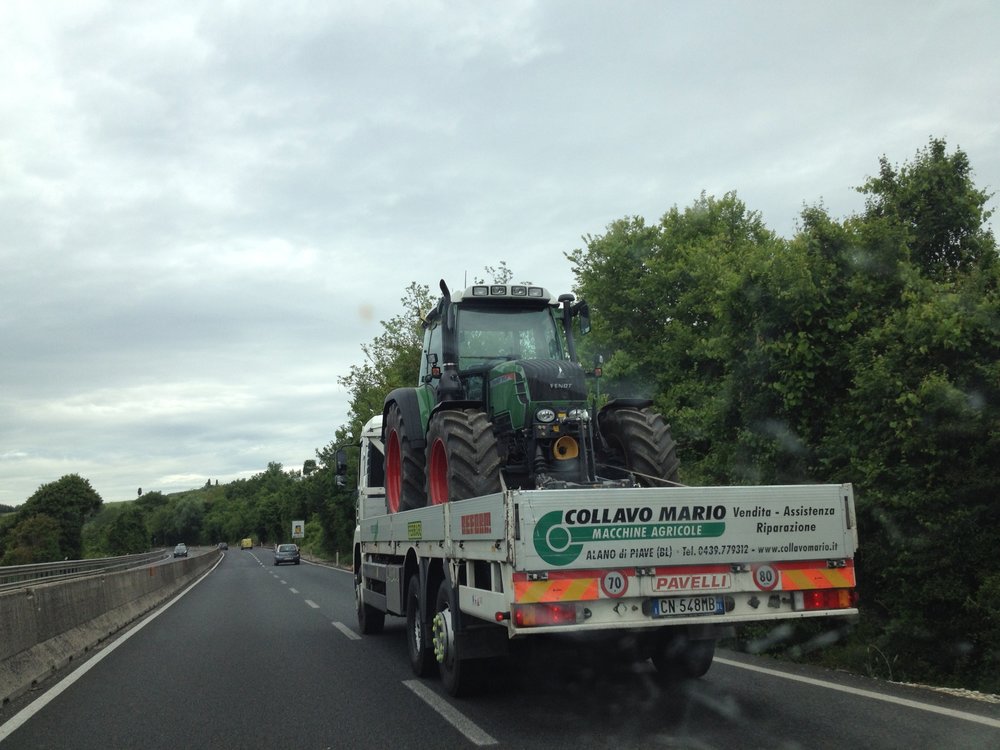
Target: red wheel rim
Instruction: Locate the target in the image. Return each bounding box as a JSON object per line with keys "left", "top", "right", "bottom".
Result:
{"left": 429, "top": 437, "right": 449, "bottom": 505}
{"left": 386, "top": 430, "right": 402, "bottom": 513}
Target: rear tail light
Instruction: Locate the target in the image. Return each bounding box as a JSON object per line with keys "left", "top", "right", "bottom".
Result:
{"left": 512, "top": 602, "right": 588, "bottom": 627}
{"left": 794, "top": 588, "right": 857, "bottom": 611}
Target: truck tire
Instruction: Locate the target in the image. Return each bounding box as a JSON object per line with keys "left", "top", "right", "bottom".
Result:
{"left": 356, "top": 569, "right": 385, "bottom": 635}
{"left": 432, "top": 579, "right": 486, "bottom": 696}
{"left": 651, "top": 634, "right": 715, "bottom": 680}
{"left": 426, "top": 409, "right": 502, "bottom": 504}
{"left": 598, "top": 407, "right": 680, "bottom": 485}
{"left": 385, "top": 400, "right": 426, "bottom": 512}
{"left": 406, "top": 574, "right": 436, "bottom": 677}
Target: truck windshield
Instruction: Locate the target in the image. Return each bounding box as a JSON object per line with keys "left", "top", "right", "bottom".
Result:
{"left": 456, "top": 306, "right": 563, "bottom": 368}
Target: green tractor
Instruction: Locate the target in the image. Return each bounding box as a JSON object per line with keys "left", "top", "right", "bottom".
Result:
{"left": 383, "top": 280, "right": 680, "bottom": 512}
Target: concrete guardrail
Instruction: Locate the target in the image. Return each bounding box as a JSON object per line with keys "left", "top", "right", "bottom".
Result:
{"left": 0, "top": 550, "right": 221, "bottom": 706}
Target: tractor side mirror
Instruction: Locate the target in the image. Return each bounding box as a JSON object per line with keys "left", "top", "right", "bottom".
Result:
{"left": 574, "top": 300, "right": 591, "bottom": 335}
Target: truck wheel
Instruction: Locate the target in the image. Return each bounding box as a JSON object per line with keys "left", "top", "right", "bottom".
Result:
{"left": 427, "top": 409, "right": 501, "bottom": 504}
{"left": 651, "top": 634, "right": 715, "bottom": 680}
{"left": 356, "top": 569, "right": 385, "bottom": 635}
{"left": 598, "top": 407, "right": 680, "bottom": 485}
{"left": 385, "top": 401, "right": 426, "bottom": 512}
{"left": 406, "top": 574, "right": 436, "bottom": 677}
{"left": 432, "top": 579, "right": 483, "bottom": 696}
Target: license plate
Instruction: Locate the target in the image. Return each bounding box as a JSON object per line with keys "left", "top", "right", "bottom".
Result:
{"left": 651, "top": 595, "right": 724, "bottom": 617}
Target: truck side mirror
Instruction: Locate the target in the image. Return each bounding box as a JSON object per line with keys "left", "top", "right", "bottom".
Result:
{"left": 335, "top": 449, "right": 348, "bottom": 476}
{"left": 575, "top": 301, "right": 591, "bottom": 335}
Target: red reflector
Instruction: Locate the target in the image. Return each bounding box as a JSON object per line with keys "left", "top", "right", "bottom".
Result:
{"left": 801, "top": 589, "right": 853, "bottom": 610}
{"left": 512, "top": 602, "right": 578, "bottom": 627}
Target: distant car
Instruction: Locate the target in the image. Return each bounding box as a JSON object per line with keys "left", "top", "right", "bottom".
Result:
{"left": 273, "top": 543, "right": 300, "bottom": 566}
{"left": 218, "top": 542, "right": 229, "bottom": 550}
{"left": 173, "top": 543, "right": 188, "bottom": 558}
{"left": 240, "top": 538, "right": 253, "bottom": 550}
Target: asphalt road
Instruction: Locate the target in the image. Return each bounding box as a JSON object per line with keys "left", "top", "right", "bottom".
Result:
{"left": 2, "top": 549, "right": 998, "bottom": 749}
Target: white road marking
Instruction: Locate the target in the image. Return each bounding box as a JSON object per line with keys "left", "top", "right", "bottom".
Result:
{"left": 304, "top": 599, "right": 320, "bottom": 609}
{"left": 280, "top": 580, "right": 287, "bottom": 584}
{"left": 715, "top": 657, "right": 1000, "bottom": 729}
{"left": 0, "top": 555, "right": 225, "bottom": 744}
{"left": 332, "top": 621, "right": 361, "bottom": 641}
{"left": 289, "top": 588, "right": 299, "bottom": 594}
{"left": 403, "top": 680, "right": 498, "bottom": 746}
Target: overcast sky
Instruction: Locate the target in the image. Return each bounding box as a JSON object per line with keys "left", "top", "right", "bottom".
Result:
{"left": 2, "top": 1, "right": 998, "bottom": 507}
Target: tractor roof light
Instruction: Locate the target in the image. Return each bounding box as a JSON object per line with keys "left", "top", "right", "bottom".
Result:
{"left": 472, "top": 286, "right": 489, "bottom": 297}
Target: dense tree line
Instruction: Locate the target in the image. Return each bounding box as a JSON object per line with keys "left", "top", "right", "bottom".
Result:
{"left": 0, "top": 463, "right": 354, "bottom": 565}
{"left": 569, "top": 138, "right": 999, "bottom": 692}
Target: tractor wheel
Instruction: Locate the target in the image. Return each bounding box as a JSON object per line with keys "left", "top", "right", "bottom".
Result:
{"left": 384, "top": 400, "right": 427, "bottom": 512}
{"left": 598, "top": 407, "right": 680, "bottom": 485}
{"left": 426, "top": 409, "right": 501, "bottom": 504}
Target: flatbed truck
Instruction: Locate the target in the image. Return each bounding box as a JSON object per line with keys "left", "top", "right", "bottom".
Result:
{"left": 353, "top": 415, "right": 859, "bottom": 696}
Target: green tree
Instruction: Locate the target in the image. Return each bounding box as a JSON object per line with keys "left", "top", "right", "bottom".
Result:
{"left": 105, "top": 505, "right": 148, "bottom": 555}
{"left": 0, "top": 514, "right": 61, "bottom": 565}
{"left": 859, "top": 137, "right": 995, "bottom": 280}
{"left": 14, "top": 474, "right": 103, "bottom": 560}
{"left": 569, "top": 192, "right": 782, "bottom": 483}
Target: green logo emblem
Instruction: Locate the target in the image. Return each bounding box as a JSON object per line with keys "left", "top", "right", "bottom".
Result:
{"left": 532, "top": 510, "right": 726, "bottom": 566}
{"left": 533, "top": 511, "right": 585, "bottom": 566}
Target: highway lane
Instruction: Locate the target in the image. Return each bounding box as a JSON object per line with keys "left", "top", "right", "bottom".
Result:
{"left": 2, "top": 550, "right": 999, "bottom": 749}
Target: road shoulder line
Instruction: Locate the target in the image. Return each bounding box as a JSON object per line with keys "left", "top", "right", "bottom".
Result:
{"left": 715, "top": 657, "right": 1000, "bottom": 729}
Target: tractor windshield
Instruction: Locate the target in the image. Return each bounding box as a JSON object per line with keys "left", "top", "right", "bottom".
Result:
{"left": 456, "top": 305, "right": 564, "bottom": 369}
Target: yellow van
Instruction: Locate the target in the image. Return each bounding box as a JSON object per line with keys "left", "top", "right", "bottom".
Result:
{"left": 240, "top": 538, "right": 253, "bottom": 550}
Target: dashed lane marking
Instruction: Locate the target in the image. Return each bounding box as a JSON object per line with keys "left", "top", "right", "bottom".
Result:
{"left": 332, "top": 621, "right": 361, "bottom": 641}
{"left": 403, "top": 680, "right": 498, "bottom": 746}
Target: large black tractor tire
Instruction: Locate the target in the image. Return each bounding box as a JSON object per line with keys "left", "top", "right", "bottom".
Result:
{"left": 406, "top": 574, "right": 436, "bottom": 677}
{"left": 598, "top": 407, "right": 680, "bottom": 486}
{"left": 426, "top": 409, "right": 502, "bottom": 504}
{"left": 384, "top": 400, "right": 427, "bottom": 512}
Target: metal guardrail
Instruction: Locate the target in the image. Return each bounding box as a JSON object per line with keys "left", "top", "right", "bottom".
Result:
{"left": 0, "top": 550, "right": 170, "bottom": 591}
